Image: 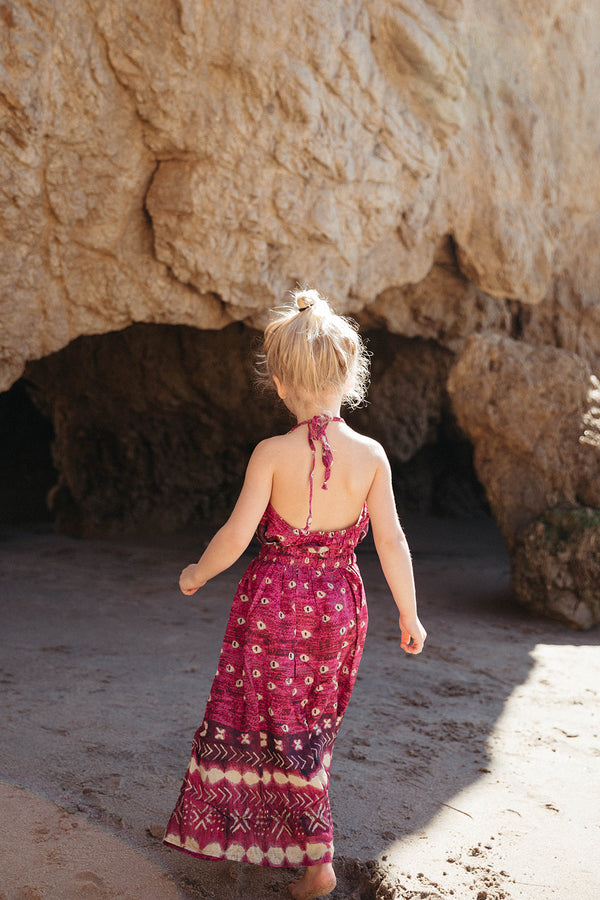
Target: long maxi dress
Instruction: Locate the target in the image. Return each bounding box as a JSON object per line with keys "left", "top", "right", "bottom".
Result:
{"left": 164, "top": 415, "right": 369, "bottom": 868}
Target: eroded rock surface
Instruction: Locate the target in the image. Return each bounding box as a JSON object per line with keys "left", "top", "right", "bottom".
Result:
{"left": 447, "top": 334, "right": 600, "bottom": 543}
{"left": 24, "top": 324, "right": 287, "bottom": 535}
{"left": 448, "top": 334, "right": 600, "bottom": 627}
{"left": 2, "top": 0, "right": 600, "bottom": 391}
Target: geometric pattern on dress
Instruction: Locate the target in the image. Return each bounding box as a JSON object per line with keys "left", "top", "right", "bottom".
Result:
{"left": 164, "top": 501, "right": 370, "bottom": 868}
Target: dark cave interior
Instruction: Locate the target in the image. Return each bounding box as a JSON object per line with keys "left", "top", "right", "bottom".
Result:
{"left": 0, "top": 324, "right": 489, "bottom": 535}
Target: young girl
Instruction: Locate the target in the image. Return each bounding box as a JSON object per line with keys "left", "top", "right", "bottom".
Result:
{"left": 163, "top": 289, "right": 426, "bottom": 900}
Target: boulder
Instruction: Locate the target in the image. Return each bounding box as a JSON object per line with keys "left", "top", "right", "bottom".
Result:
{"left": 350, "top": 331, "right": 454, "bottom": 464}
{"left": 511, "top": 507, "right": 600, "bottom": 630}
{"left": 448, "top": 334, "right": 600, "bottom": 627}
{"left": 447, "top": 334, "right": 600, "bottom": 544}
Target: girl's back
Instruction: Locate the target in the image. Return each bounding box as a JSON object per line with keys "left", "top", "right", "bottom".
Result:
{"left": 268, "top": 420, "right": 380, "bottom": 533}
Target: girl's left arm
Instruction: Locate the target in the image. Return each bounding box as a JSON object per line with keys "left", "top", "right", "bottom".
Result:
{"left": 180, "top": 440, "right": 274, "bottom": 594}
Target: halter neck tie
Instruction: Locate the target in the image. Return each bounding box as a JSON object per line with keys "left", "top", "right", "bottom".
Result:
{"left": 290, "top": 415, "right": 344, "bottom": 530}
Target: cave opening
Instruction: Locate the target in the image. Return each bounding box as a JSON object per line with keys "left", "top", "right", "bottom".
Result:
{"left": 0, "top": 324, "right": 490, "bottom": 536}
{"left": 0, "top": 379, "right": 57, "bottom": 527}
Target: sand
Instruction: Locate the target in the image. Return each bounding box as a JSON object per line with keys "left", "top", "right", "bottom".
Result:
{"left": 1, "top": 516, "right": 598, "bottom": 899}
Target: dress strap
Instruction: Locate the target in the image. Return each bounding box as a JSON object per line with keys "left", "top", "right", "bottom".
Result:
{"left": 290, "top": 415, "right": 344, "bottom": 530}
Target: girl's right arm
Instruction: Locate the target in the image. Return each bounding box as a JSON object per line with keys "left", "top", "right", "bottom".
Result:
{"left": 179, "top": 440, "right": 275, "bottom": 595}
{"left": 366, "top": 445, "right": 427, "bottom": 654}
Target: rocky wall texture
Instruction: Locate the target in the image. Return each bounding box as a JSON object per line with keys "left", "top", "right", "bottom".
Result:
{"left": 24, "top": 324, "right": 287, "bottom": 535}
{"left": 2, "top": 0, "right": 600, "bottom": 391}
{"left": 2, "top": 1, "right": 600, "bottom": 624}
{"left": 447, "top": 334, "right": 600, "bottom": 544}
{"left": 448, "top": 334, "right": 600, "bottom": 627}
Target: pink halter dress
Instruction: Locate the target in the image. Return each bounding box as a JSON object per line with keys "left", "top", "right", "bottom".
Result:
{"left": 164, "top": 415, "right": 369, "bottom": 867}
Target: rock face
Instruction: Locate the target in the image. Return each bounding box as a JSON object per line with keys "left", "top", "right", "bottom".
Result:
{"left": 2, "top": 0, "right": 600, "bottom": 391}
{"left": 448, "top": 334, "right": 600, "bottom": 627}
{"left": 447, "top": 334, "right": 600, "bottom": 543}
{"left": 24, "top": 324, "right": 288, "bottom": 536}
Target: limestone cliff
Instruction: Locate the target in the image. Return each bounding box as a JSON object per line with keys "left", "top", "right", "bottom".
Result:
{"left": 2, "top": 0, "right": 599, "bottom": 389}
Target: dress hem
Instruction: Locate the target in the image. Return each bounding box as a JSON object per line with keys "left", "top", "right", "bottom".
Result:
{"left": 162, "top": 835, "right": 333, "bottom": 868}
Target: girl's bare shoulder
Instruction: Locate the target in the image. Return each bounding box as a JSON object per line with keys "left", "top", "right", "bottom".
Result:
{"left": 252, "top": 431, "right": 297, "bottom": 459}
{"left": 342, "top": 425, "right": 388, "bottom": 460}
{"left": 256, "top": 425, "right": 388, "bottom": 465}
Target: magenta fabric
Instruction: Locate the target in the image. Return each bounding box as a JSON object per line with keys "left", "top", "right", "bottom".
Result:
{"left": 164, "top": 428, "right": 369, "bottom": 868}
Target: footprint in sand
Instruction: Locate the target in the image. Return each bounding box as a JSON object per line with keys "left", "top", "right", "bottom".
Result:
{"left": 61, "top": 871, "right": 108, "bottom": 899}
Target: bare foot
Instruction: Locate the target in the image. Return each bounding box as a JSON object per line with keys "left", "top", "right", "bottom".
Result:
{"left": 288, "top": 863, "right": 336, "bottom": 900}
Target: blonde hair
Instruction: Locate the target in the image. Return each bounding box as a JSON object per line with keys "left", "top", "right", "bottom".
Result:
{"left": 257, "top": 288, "right": 370, "bottom": 408}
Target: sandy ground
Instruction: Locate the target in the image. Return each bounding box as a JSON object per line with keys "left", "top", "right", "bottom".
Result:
{"left": 1, "top": 516, "right": 599, "bottom": 900}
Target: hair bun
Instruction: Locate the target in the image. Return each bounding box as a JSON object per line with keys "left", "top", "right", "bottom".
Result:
{"left": 295, "top": 288, "right": 320, "bottom": 312}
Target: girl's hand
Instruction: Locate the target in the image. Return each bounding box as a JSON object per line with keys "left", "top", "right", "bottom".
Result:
{"left": 399, "top": 614, "right": 427, "bottom": 655}
{"left": 179, "top": 564, "right": 205, "bottom": 595}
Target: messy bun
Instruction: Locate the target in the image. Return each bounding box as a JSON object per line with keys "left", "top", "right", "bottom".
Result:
{"left": 295, "top": 289, "right": 319, "bottom": 311}
{"left": 256, "top": 287, "right": 370, "bottom": 409}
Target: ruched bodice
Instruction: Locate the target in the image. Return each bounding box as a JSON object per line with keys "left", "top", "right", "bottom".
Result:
{"left": 257, "top": 501, "right": 369, "bottom": 569}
